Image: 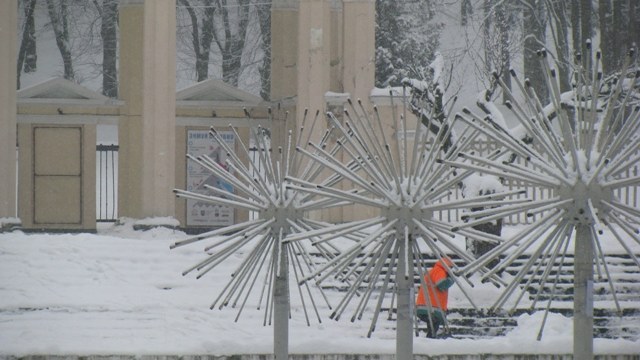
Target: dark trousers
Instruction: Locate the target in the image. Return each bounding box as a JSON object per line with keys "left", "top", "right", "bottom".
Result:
{"left": 417, "top": 311, "right": 444, "bottom": 338}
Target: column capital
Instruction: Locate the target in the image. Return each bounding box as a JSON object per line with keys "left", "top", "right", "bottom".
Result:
{"left": 273, "top": 0, "right": 298, "bottom": 10}
{"left": 120, "top": 0, "right": 143, "bottom": 5}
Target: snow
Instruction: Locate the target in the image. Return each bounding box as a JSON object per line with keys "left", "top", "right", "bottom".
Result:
{"left": 370, "top": 87, "right": 404, "bottom": 98}
{"left": 429, "top": 52, "right": 445, "bottom": 91}
{"left": 8, "top": 2, "right": 640, "bottom": 357}
{"left": 131, "top": 216, "right": 181, "bottom": 228}
{"left": 0, "top": 218, "right": 21, "bottom": 227}
{"left": 461, "top": 173, "right": 506, "bottom": 198}
{"left": 1, "top": 220, "right": 639, "bottom": 356}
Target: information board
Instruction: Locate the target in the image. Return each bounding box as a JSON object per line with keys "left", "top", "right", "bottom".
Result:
{"left": 186, "top": 130, "right": 235, "bottom": 227}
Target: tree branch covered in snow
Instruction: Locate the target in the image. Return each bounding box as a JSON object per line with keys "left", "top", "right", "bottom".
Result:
{"left": 375, "top": 0, "right": 444, "bottom": 87}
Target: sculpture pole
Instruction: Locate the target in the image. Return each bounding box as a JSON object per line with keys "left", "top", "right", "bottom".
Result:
{"left": 574, "top": 224, "right": 594, "bottom": 358}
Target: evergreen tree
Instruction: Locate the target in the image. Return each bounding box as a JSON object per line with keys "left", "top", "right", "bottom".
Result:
{"left": 375, "top": 0, "right": 443, "bottom": 87}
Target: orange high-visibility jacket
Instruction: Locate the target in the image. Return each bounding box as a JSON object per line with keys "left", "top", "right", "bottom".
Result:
{"left": 416, "top": 258, "right": 454, "bottom": 311}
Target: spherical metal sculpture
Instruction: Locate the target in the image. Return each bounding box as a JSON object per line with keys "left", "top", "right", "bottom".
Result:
{"left": 449, "top": 48, "right": 640, "bottom": 358}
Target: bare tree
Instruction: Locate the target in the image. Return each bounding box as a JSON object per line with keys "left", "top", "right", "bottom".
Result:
{"left": 610, "top": 1, "right": 639, "bottom": 72}
{"left": 571, "top": 0, "right": 580, "bottom": 56}
{"left": 256, "top": 1, "right": 270, "bottom": 100}
{"left": 482, "top": 0, "right": 492, "bottom": 74}
{"left": 495, "top": 1, "right": 511, "bottom": 102}
{"left": 545, "top": 0, "right": 571, "bottom": 92}
{"left": 630, "top": 1, "right": 640, "bottom": 49}
{"left": 17, "top": 0, "right": 38, "bottom": 89}
{"left": 89, "top": 0, "right": 119, "bottom": 97}
{"left": 45, "top": 0, "right": 75, "bottom": 80}
{"left": 177, "top": 0, "right": 258, "bottom": 88}
{"left": 598, "top": 0, "right": 614, "bottom": 75}
{"left": 178, "top": 0, "right": 216, "bottom": 82}
{"left": 460, "top": 0, "right": 473, "bottom": 26}
{"left": 481, "top": 0, "right": 518, "bottom": 103}
{"left": 214, "top": 0, "right": 251, "bottom": 87}
{"left": 23, "top": 0, "right": 38, "bottom": 73}
{"left": 580, "top": 0, "right": 593, "bottom": 70}
{"left": 523, "top": 0, "right": 548, "bottom": 103}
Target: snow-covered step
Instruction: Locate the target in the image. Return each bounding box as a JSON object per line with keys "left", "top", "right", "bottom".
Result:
{"left": 383, "top": 307, "right": 640, "bottom": 340}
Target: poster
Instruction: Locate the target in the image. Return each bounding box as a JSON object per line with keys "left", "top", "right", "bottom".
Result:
{"left": 186, "top": 129, "right": 235, "bottom": 227}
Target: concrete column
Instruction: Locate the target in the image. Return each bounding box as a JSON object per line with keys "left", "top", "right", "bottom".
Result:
{"left": 342, "top": 0, "right": 375, "bottom": 102}
{"left": 0, "top": 0, "right": 18, "bottom": 220}
{"left": 329, "top": 1, "right": 343, "bottom": 91}
{"left": 119, "top": 0, "right": 176, "bottom": 219}
{"left": 297, "top": 0, "right": 332, "bottom": 133}
{"left": 270, "top": 0, "right": 299, "bottom": 160}
{"left": 271, "top": 0, "right": 299, "bottom": 101}
{"left": 341, "top": 0, "right": 376, "bottom": 223}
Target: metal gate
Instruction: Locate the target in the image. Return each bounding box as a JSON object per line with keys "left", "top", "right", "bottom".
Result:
{"left": 96, "top": 144, "right": 118, "bottom": 222}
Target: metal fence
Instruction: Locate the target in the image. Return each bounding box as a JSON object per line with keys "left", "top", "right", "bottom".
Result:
{"left": 96, "top": 141, "right": 639, "bottom": 225}
{"left": 96, "top": 144, "right": 118, "bottom": 222}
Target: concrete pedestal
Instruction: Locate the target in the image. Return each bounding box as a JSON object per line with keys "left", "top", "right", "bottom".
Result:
{"left": 118, "top": 0, "right": 176, "bottom": 220}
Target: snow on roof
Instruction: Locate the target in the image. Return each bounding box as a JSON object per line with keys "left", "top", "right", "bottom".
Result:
{"left": 17, "top": 77, "right": 115, "bottom": 104}
{"left": 176, "top": 78, "right": 263, "bottom": 107}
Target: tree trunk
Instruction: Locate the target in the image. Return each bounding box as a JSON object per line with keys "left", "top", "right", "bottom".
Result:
{"left": 23, "top": 0, "right": 38, "bottom": 73}
{"left": 214, "top": 0, "right": 250, "bottom": 87}
{"left": 46, "top": 0, "right": 75, "bottom": 80}
{"left": 496, "top": 1, "right": 511, "bottom": 103}
{"left": 523, "top": 0, "right": 548, "bottom": 104}
{"left": 256, "top": 2, "right": 271, "bottom": 100}
{"left": 483, "top": 0, "right": 492, "bottom": 74}
{"left": 571, "top": 0, "right": 580, "bottom": 59}
{"left": 198, "top": 0, "right": 215, "bottom": 82}
{"left": 179, "top": 0, "right": 216, "bottom": 82}
{"left": 628, "top": 1, "right": 639, "bottom": 58}
{"left": 612, "top": 0, "right": 629, "bottom": 71}
{"left": 598, "top": 0, "right": 614, "bottom": 75}
{"left": 461, "top": 0, "right": 473, "bottom": 26}
{"left": 548, "top": 0, "right": 571, "bottom": 92}
{"left": 17, "top": 0, "right": 38, "bottom": 89}
{"left": 580, "top": 0, "right": 592, "bottom": 70}
{"left": 100, "top": 0, "right": 118, "bottom": 97}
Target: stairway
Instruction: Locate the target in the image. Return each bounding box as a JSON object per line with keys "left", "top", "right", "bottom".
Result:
{"left": 320, "top": 253, "right": 640, "bottom": 340}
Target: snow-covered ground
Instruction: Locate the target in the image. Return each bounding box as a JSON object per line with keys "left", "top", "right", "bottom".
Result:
{"left": 1, "top": 220, "right": 639, "bottom": 357}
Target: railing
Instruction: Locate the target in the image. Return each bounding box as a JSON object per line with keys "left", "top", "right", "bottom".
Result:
{"left": 95, "top": 140, "right": 639, "bottom": 226}
{"left": 96, "top": 144, "right": 118, "bottom": 222}
{"left": 431, "top": 140, "right": 640, "bottom": 226}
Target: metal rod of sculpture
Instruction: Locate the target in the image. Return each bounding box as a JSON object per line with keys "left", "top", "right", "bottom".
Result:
{"left": 291, "top": 96, "right": 521, "bottom": 360}
{"left": 170, "top": 108, "right": 361, "bottom": 359}
{"left": 448, "top": 46, "right": 640, "bottom": 359}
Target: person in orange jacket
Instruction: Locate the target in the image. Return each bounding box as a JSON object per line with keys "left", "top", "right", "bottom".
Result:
{"left": 415, "top": 257, "right": 455, "bottom": 338}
